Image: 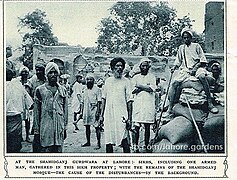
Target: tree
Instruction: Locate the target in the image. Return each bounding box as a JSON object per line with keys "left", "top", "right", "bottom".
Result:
{"left": 18, "top": 9, "right": 58, "bottom": 69}
{"left": 96, "top": 2, "right": 204, "bottom": 56}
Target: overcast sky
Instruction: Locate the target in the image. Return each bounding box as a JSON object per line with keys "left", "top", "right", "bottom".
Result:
{"left": 5, "top": 1, "right": 208, "bottom": 49}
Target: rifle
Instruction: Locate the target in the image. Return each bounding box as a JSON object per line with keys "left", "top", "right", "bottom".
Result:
{"left": 122, "top": 117, "right": 137, "bottom": 134}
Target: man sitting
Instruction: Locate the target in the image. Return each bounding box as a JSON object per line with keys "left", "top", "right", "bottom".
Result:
{"left": 164, "top": 27, "right": 218, "bottom": 117}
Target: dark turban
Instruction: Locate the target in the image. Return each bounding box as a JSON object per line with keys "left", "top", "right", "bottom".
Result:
{"left": 110, "top": 57, "right": 126, "bottom": 71}
{"left": 6, "top": 67, "right": 14, "bottom": 81}
{"left": 35, "top": 62, "right": 46, "bottom": 69}
{"left": 6, "top": 60, "right": 16, "bottom": 77}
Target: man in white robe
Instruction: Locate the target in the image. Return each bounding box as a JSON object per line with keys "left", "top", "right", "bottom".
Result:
{"left": 99, "top": 58, "right": 133, "bottom": 153}
{"left": 165, "top": 27, "right": 218, "bottom": 117}
{"left": 80, "top": 74, "right": 102, "bottom": 149}
{"left": 71, "top": 73, "right": 85, "bottom": 131}
{"left": 131, "top": 58, "right": 156, "bottom": 152}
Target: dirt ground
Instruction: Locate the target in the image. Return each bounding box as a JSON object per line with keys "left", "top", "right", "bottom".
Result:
{"left": 20, "top": 99, "right": 155, "bottom": 153}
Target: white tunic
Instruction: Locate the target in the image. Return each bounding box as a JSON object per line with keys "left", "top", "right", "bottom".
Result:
{"left": 174, "top": 43, "right": 207, "bottom": 69}
{"left": 71, "top": 82, "right": 84, "bottom": 113}
{"left": 6, "top": 78, "right": 33, "bottom": 116}
{"left": 81, "top": 86, "right": 101, "bottom": 125}
{"left": 132, "top": 73, "right": 156, "bottom": 124}
{"left": 102, "top": 77, "right": 132, "bottom": 146}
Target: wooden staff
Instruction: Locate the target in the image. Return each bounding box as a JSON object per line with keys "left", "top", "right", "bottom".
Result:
{"left": 184, "top": 94, "right": 208, "bottom": 153}
{"left": 153, "top": 70, "right": 174, "bottom": 135}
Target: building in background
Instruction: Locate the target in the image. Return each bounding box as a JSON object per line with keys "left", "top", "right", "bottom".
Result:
{"left": 204, "top": 2, "right": 224, "bottom": 53}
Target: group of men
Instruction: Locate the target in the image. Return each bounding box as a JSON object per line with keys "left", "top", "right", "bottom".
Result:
{"left": 6, "top": 61, "right": 68, "bottom": 153}
{"left": 6, "top": 27, "right": 222, "bottom": 153}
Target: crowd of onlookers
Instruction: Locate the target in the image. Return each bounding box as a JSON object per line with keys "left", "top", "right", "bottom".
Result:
{"left": 6, "top": 27, "right": 224, "bottom": 153}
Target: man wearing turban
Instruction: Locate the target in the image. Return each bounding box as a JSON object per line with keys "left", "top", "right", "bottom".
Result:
{"left": 131, "top": 58, "right": 156, "bottom": 152}
{"left": 79, "top": 73, "right": 102, "bottom": 150}
{"left": 71, "top": 73, "right": 85, "bottom": 131}
{"left": 165, "top": 27, "right": 218, "bottom": 117}
{"left": 32, "top": 62, "right": 68, "bottom": 153}
{"left": 6, "top": 66, "right": 33, "bottom": 152}
{"left": 27, "top": 62, "right": 47, "bottom": 152}
{"left": 99, "top": 58, "right": 133, "bottom": 153}
{"left": 27, "top": 62, "right": 46, "bottom": 97}
{"left": 18, "top": 66, "right": 32, "bottom": 142}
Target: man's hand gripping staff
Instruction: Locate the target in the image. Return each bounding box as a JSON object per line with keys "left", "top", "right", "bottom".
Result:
{"left": 122, "top": 117, "right": 136, "bottom": 134}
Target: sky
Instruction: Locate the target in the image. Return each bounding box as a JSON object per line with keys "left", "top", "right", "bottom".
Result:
{"left": 5, "top": 1, "right": 208, "bottom": 49}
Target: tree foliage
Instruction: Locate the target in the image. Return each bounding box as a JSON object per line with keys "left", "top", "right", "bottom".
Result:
{"left": 18, "top": 9, "right": 58, "bottom": 69}
{"left": 97, "top": 2, "right": 204, "bottom": 56}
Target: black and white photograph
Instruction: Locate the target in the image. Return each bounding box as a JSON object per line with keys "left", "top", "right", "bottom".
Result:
{"left": 2, "top": 0, "right": 232, "bottom": 178}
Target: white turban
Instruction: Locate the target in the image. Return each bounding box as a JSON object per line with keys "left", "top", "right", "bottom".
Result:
{"left": 181, "top": 27, "right": 193, "bottom": 38}
{"left": 85, "top": 73, "right": 95, "bottom": 79}
{"left": 97, "top": 78, "right": 104, "bottom": 86}
{"left": 123, "top": 64, "right": 131, "bottom": 74}
{"left": 211, "top": 62, "right": 221, "bottom": 69}
{"left": 45, "top": 62, "right": 60, "bottom": 76}
{"left": 60, "top": 74, "right": 70, "bottom": 79}
{"left": 139, "top": 57, "right": 151, "bottom": 66}
{"left": 19, "top": 66, "right": 29, "bottom": 74}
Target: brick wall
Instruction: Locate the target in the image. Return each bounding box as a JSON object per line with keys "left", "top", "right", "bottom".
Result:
{"left": 205, "top": 2, "right": 224, "bottom": 53}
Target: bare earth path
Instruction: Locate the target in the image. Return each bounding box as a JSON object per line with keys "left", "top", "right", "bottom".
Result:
{"left": 21, "top": 99, "right": 155, "bottom": 153}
